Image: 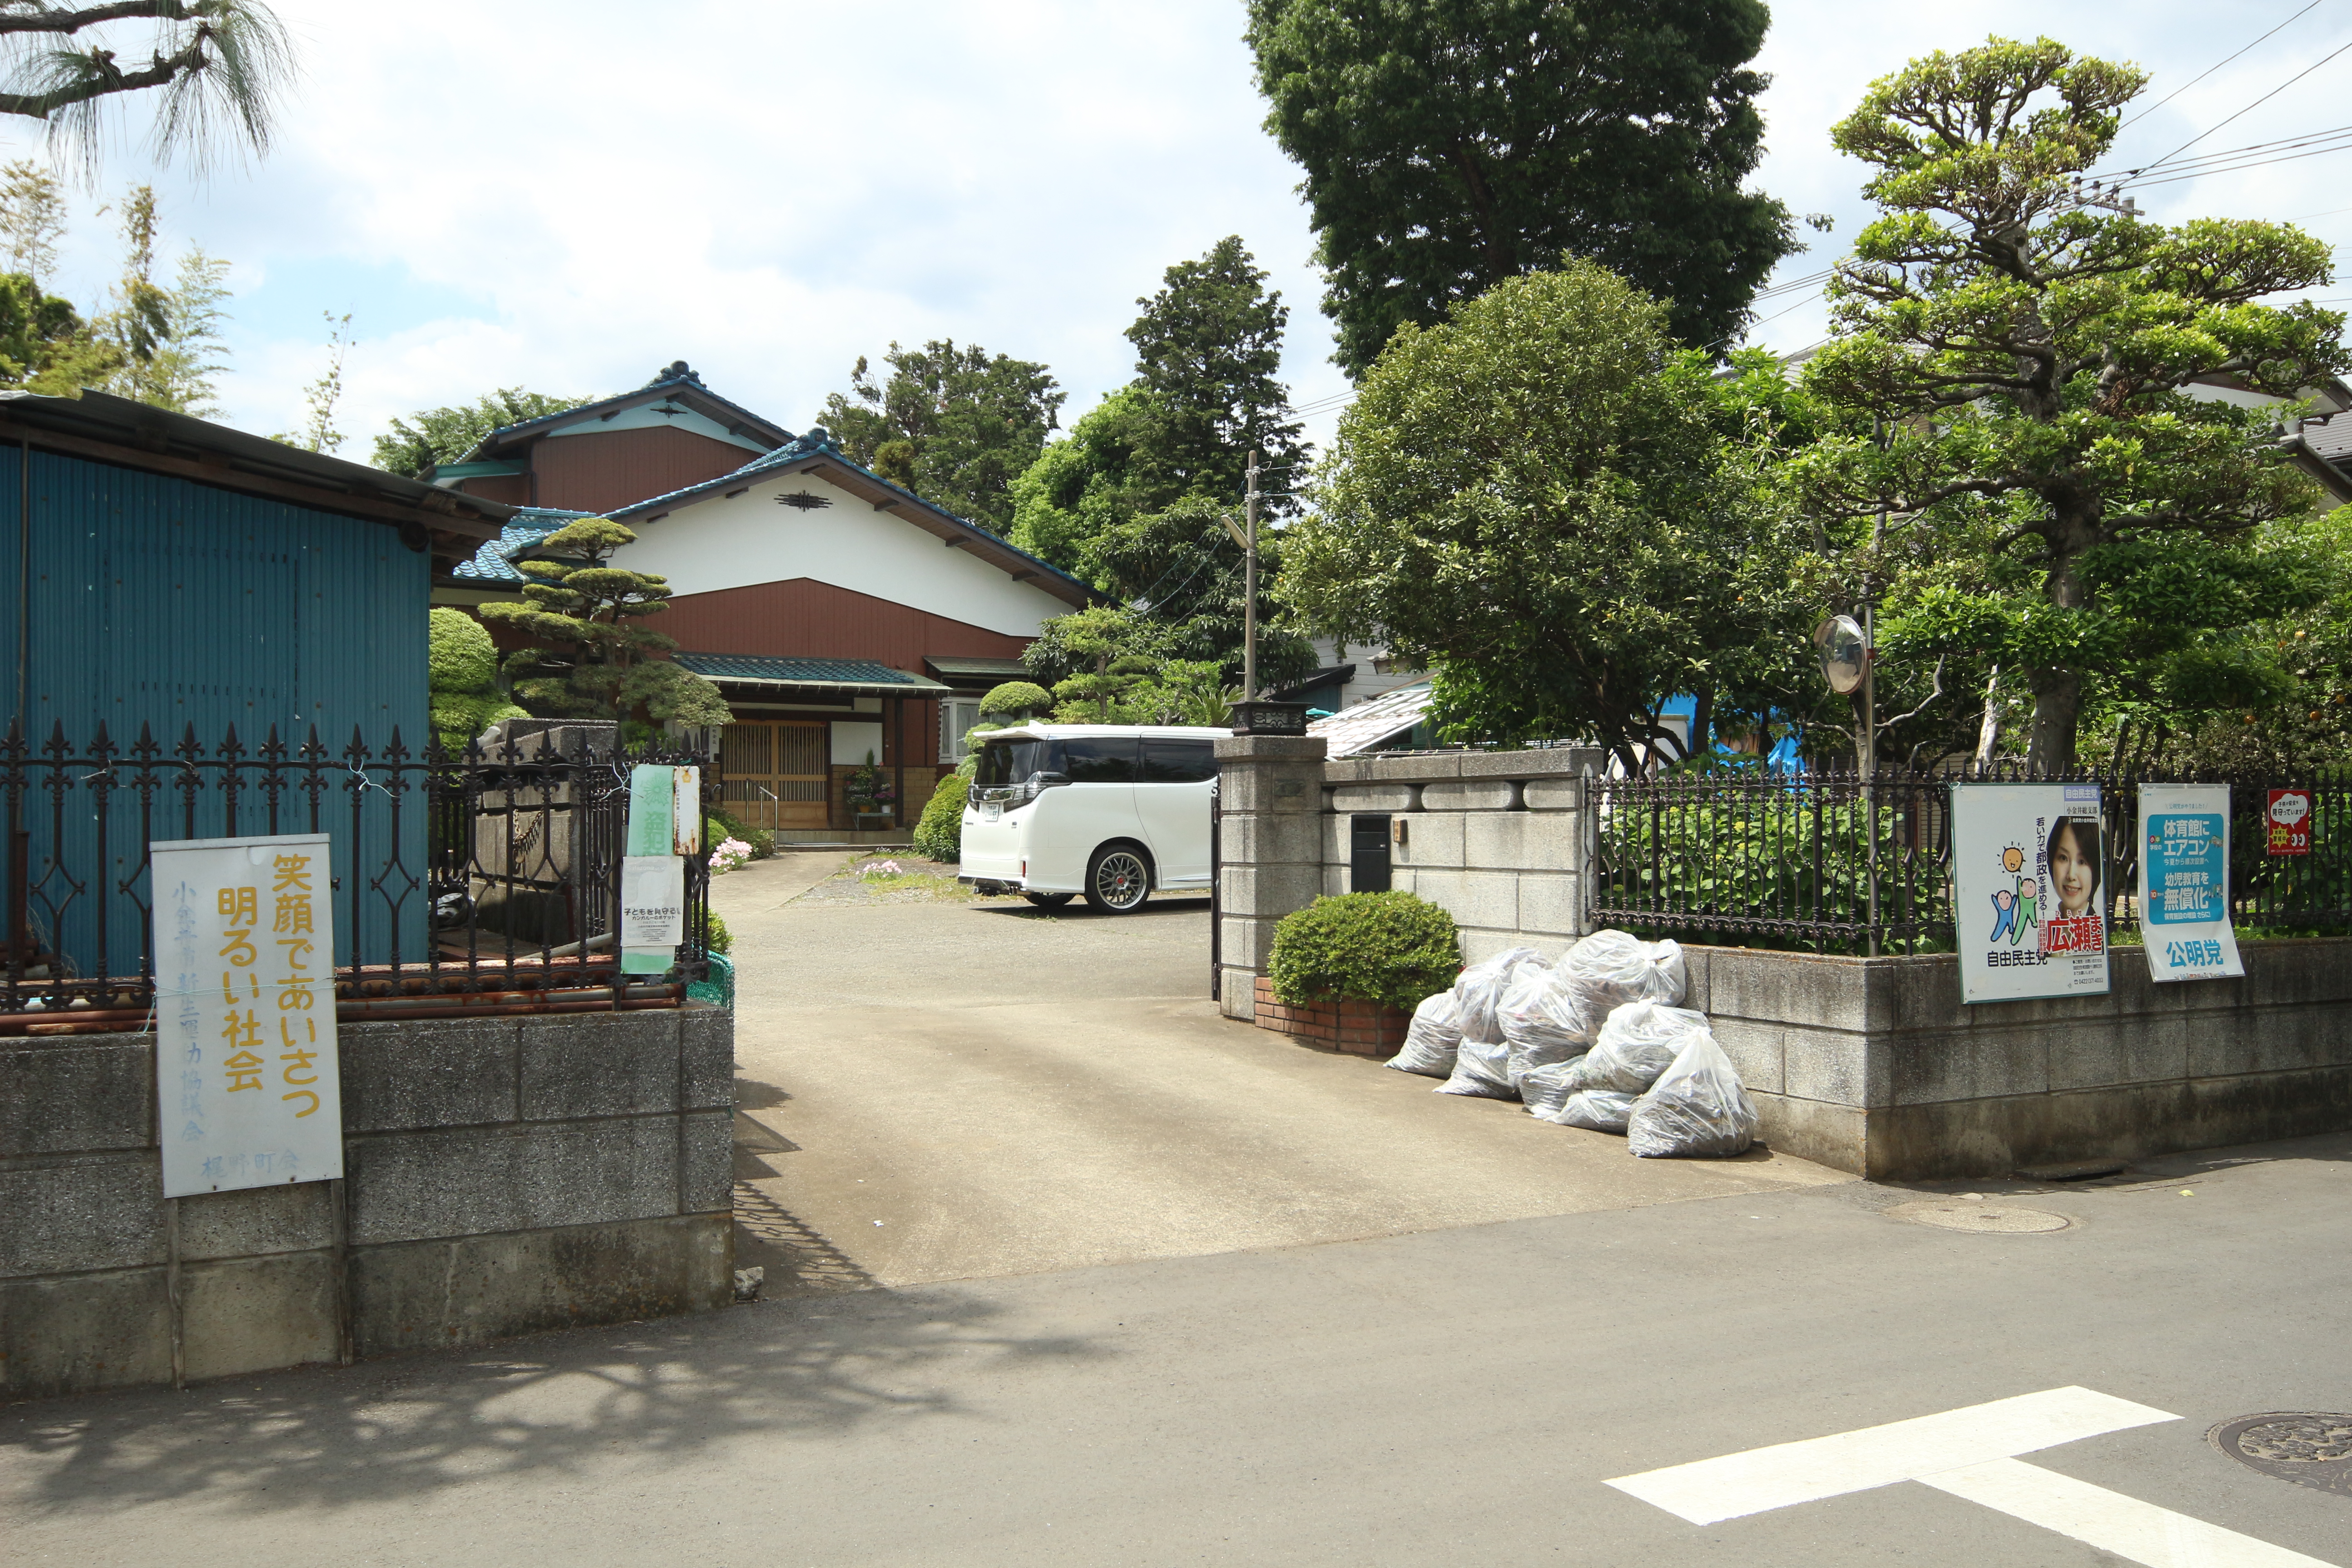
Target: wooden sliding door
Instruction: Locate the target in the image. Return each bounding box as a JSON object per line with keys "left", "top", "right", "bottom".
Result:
{"left": 720, "top": 720, "right": 831, "bottom": 831}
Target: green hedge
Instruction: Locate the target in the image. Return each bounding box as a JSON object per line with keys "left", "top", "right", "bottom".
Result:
{"left": 912, "top": 770, "right": 970, "bottom": 862}
{"left": 1268, "top": 892, "right": 1461, "bottom": 1010}
{"left": 697, "top": 909, "right": 732, "bottom": 956}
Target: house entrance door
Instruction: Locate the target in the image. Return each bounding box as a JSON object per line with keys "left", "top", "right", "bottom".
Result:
{"left": 720, "top": 721, "right": 831, "bottom": 831}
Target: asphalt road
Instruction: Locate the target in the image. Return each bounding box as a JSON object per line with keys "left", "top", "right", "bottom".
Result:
{"left": 4, "top": 862, "right": 2345, "bottom": 1565}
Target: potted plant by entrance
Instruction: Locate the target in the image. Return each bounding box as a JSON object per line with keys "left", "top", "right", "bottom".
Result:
{"left": 846, "top": 751, "right": 896, "bottom": 830}
{"left": 1260, "top": 892, "right": 1461, "bottom": 1056}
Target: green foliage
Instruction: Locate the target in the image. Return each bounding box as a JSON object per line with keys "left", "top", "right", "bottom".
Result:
{"left": 477, "top": 517, "right": 733, "bottom": 727}
{"left": 426, "top": 608, "right": 527, "bottom": 751}
{"left": 1792, "top": 35, "right": 2350, "bottom": 769}
{"left": 1247, "top": 0, "right": 1797, "bottom": 375}
{"left": 911, "top": 769, "right": 970, "bottom": 861}
{"left": 978, "top": 681, "right": 1052, "bottom": 718}
{"left": 696, "top": 909, "right": 732, "bottom": 957}
{"left": 819, "top": 339, "right": 1064, "bottom": 531}
{"left": 372, "top": 387, "right": 590, "bottom": 479}
{"left": 1282, "top": 259, "right": 1811, "bottom": 770}
{"left": 845, "top": 750, "right": 892, "bottom": 813}
{"left": 706, "top": 805, "right": 775, "bottom": 861}
{"left": 1007, "top": 238, "right": 1309, "bottom": 680}
{"left": 1268, "top": 892, "right": 1462, "bottom": 1009}
{"left": 271, "top": 310, "right": 350, "bottom": 454}
{"left": 0, "top": 1, "right": 298, "bottom": 178}
{"left": 0, "top": 269, "right": 98, "bottom": 392}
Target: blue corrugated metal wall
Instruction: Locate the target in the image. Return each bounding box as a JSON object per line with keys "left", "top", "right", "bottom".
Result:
{"left": 0, "top": 444, "right": 430, "bottom": 975}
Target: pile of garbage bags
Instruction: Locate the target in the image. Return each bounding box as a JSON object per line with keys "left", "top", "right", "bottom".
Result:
{"left": 1385, "top": 930, "right": 1759, "bottom": 1159}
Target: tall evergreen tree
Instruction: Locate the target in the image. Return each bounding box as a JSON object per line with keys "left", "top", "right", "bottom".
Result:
{"left": 818, "top": 338, "right": 1063, "bottom": 532}
{"left": 1247, "top": 0, "right": 1798, "bottom": 375}
{"left": 372, "top": 388, "right": 590, "bottom": 479}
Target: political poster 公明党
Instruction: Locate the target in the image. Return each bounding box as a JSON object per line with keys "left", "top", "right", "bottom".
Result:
{"left": 2140, "top": 783, "right": 2244, "bottom": 982}
{"left": 1951, "top": 783, "right": 2111, "bottom": 1003}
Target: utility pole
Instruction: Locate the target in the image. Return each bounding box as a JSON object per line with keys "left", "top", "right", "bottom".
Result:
{"left": 1242, "top": 447, "right": 1260, "bottom": 704}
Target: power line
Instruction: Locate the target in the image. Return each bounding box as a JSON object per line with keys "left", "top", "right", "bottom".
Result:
{"left": 2134, "top": 32, "right": 2352, "bottom": 176}
{"left": 2116, "top": 0, "right": 2329, "bottom": 131}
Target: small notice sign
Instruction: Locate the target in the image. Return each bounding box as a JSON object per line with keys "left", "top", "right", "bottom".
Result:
{"left": 2139, "top": 784, "right": 2244, "bottom": 983}
{"left": 2266, "top": 789, "right": 2313, "bottom": 856}
{"left": 151, "top": 833, "right": 343, "bottom": 1199}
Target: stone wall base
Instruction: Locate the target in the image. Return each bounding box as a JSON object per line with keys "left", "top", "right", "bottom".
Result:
{"left": 1253, "top": 976, "right": 1408, "bottom": 1057}
{"left": 1755, "top": 1063, "right": 2352, "bottom": 1180}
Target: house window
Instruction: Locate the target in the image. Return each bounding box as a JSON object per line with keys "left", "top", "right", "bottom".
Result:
{"left": 940, "top": 699, "right": 983, "bottom": 764}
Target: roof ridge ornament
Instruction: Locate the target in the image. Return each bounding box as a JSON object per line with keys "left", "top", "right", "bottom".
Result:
{"left": 647, "top": 359, "right": 706, "bottom": 387}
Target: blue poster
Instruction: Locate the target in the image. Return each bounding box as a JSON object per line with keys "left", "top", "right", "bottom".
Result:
{"left": 2139, "top": 784, "right": 2243, "bottom": 982}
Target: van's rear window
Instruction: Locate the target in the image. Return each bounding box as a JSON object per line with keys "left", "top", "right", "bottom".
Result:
{"left": 973, "top": 739, "right": 1060, "bottom": 790}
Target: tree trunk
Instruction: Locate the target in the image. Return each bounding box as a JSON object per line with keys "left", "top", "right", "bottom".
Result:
{"left": 2025, "top": 509, "right": 2096, "bottom": 773}
{"left": 2025, "top": 669, "right": 2081, "bottom": 772}
{"left": 1688, "top": 686, "right": 1714, "bottom": 763}
{"left": 1974, "top": 664, "right": 2001, "bottom": 766}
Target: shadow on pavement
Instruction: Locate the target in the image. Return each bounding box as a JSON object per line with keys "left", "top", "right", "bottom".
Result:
{"left": 0, "top": 1284, "right": 1107, "bottom": 1519}
{"left": 970, "top": 896, "right": 1210, "bottom": 921}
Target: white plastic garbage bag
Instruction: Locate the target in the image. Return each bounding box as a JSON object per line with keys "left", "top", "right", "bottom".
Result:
{"left": 1452, "top": 946, "right": 1543, "bottom": 1044}
{"left": 1628, "top": 1032, "right": 1759, "bottom": 1158}
{"left": 1501, "top": 966, "right": 1598, "bottom": 1091}
{"left": 1518, "top": 1054, "right": 1586, "bottom": 1120}
{"left": 1558, "top": 929, "right": 1686, "bottom": 1014}
{"left": 1437, "top": 1034, "right": 1516, "bottom": 1099}
{"left": 1385, "top": 990, "right": 1465, "bottom": 1078}
{"left": 1564, "top": 1000, "right": 1709, "bottom": 1095}
{"left": 1551, "top": 1088, "right": 1638, "bottom": 1132}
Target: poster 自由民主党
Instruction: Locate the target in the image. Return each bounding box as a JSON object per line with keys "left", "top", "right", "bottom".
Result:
{"left": 1951, "top": 783, "right": 2111, "bottom": 1003}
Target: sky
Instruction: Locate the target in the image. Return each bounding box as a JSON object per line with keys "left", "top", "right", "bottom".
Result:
{"left": 5, "top": 0, "right": 2351, "bottom": 469}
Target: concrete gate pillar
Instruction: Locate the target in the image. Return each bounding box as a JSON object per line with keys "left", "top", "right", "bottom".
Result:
{"left": 1213, "top": 734, "right": 1329, "bottom": 1019}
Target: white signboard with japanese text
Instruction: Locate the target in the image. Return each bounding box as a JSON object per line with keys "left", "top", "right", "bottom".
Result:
{"left": 621, "top": 764, "right": 699, "bottom": 975}
{"left": 2139, "top": 783, "right": 2244, "bottom": 983}
{"left": 151, "top": 833, "right": 343, "bottom": 1198}
{"left": 1951, "top": 784, "right": 2111, "bottom": 1003}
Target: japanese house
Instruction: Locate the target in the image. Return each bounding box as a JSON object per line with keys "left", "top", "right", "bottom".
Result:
{"left": 435, "top": 367, "right": 1095, "bottom": 840}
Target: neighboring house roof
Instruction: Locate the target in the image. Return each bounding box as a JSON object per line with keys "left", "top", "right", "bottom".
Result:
{"left": 1272, "top": 663, "right": 1355, "bottom": 699}
{"left": 609, "top": 427, "right": 1099, "bottom": 609}
{"left": 1309, "top": 681, "right": 1435, "bottom": 757}
{"left": 0, "top": 389, "right": 509, "bottom": 565}
{"left": 449, "top": 507, "right": 595, "bottom": 582}
{"left": 925, "top": 655, "right": 1033, "bottom": 687}
{"left": 671, "top": 652, "right": 955, "bottom": 697}
{"left": 451, "top": 360, "right": 795, "bottom": 467}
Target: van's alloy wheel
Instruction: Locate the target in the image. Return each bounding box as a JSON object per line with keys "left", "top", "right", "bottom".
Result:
{"left": 1084, "top": 847, "right": 1150, "bottom": 914}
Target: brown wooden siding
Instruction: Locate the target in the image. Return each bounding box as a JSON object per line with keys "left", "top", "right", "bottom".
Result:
{"left": 659, "top": 577, "right": 1034, "bottom": 668}
{"left": 529, "top": 426, "right": 761, "bottom": 514}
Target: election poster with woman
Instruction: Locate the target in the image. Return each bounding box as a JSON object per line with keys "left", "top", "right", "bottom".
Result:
{"left": 1950, "top": 784, "right": 2112, "bottom": 1002}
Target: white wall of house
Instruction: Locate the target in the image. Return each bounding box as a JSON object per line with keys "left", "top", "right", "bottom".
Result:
{"left": 611, "top": 468, "right": 1076, "bottom": 639}
{"left": 1308, "top": 634, "right": 1426, "bottom": 709}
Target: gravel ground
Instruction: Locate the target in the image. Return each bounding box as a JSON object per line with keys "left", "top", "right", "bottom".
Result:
{"left": 785, "top": 853, "right": 1026, "bottom": 907}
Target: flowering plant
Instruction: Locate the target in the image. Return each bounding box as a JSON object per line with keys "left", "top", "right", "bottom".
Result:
{"left": 708, "top": 837, "right": 755, "bottom": 874}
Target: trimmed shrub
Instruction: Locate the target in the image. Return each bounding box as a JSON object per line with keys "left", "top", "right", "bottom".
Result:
{"left": 979, "top": 680, "right": 1052, "bottom": 719}
{"left": 912, "top": 769, "right": 970, "bottom": 862}
{"left": 707, "top": 805, "right": 775, "bottom": 860}
{"left": 1268, "top": 892, "right": 1461, "bottom": 1011}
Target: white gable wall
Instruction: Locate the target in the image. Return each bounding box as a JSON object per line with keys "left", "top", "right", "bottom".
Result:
{"left": 612, "top": 469, "right": 1076, "bottom": 639}
{"left": 542, "top": 402, "right": 769, "bottom": 454}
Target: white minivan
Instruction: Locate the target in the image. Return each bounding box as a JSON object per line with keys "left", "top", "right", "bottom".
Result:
{"left": 958, "top": 725, "right": 1227, "bottom": 912}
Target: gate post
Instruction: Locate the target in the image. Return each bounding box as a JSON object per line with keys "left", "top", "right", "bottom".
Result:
{"left": 1212, "top": 733, "right": 1329, "bottom": 1020}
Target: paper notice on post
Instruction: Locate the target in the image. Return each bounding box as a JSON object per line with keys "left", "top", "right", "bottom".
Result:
{"left": 2140, "top": 783, "right": 2244, "bottom": 982}
{"left": 150, "top": 832, "right": 343, "bottom": 1198}
{"left": 621, "top": 855, "right": 686, "bottom": 949}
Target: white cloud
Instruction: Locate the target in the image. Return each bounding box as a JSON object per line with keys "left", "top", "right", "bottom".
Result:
{"left": 4, "top": 1, "right": 2345, "bottom": 465}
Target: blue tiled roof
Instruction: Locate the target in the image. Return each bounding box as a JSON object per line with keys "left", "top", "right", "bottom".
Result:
{"left": 672, "top": 653, "right": 951, "bottom": 692}
{"left": 450, "top": 508, "right": 593, "bottom": 582}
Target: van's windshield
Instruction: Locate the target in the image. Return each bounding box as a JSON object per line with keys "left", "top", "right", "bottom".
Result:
{"left": 972, "top": 738, "right": 1063, "bottom": 791}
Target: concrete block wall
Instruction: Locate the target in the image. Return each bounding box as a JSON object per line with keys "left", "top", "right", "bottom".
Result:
{"left": 1682, "top": 938, "right": 2352, "bottom": 1178}
{"left": 0, "top": 1004, "right": 734, "bottom": 1401}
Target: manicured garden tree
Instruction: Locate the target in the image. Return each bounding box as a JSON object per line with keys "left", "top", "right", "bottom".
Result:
{"left": 1269, "top": 892, "right": 1462, "bottom": 1010}
{"left": 426, "top": 608, "right": 527, "bottom": 752}
{"left": 1790, "top": 36, "right": 2349, "bottom": 770}
{"left": 477, "top": 516, "right": 732, "bottom": 734}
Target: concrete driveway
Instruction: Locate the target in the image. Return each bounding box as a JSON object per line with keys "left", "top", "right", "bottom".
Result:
{"left": 714, "top": 865, "right": 1845, "bottom": 1292}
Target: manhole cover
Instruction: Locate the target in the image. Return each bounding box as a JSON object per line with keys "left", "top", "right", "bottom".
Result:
{"left": 1886, "top": 1200, "right": 2070, "bottom": 1235}
{"left": 2209, "top": 1413, "right": 2352, "bottom": 1495}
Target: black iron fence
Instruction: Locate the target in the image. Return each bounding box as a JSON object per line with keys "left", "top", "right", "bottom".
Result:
{"left": 2, "top": 720, "right": 713, "bottom": 1028}
{"left": 1591, "top": 764, "right": 2352, "bottom": 955}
